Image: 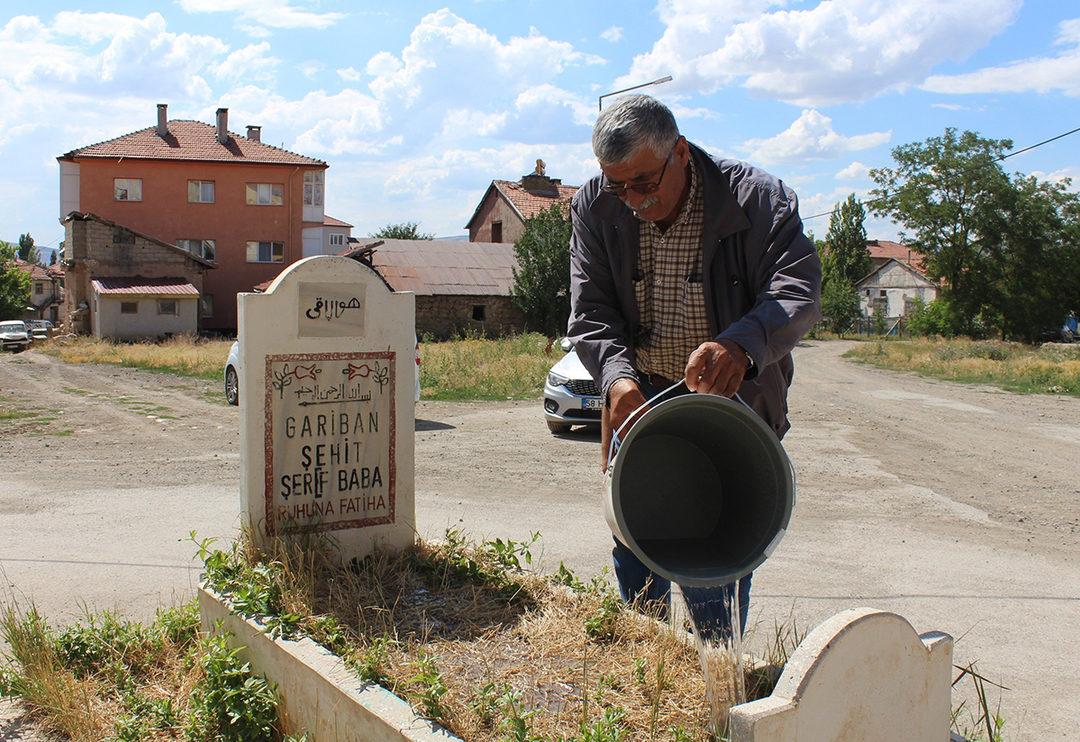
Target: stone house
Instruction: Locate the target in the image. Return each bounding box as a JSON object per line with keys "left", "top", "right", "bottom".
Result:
{"left": 856, "top": 258, "right": 939, "bottom": 319}
{"left": 464, "top": 162, "right": 578, "bottom": 243}
{"left": 57, "top": 104, "right": 328, "bottom": 332}
{"left": 343, "top": 239, "right": 525, "bottom": 338}
{"left": 62, "top": 212, "right": 214, "bottom": 339}
{"left": 15, "top": 259, "right": 65, "bottom": 326}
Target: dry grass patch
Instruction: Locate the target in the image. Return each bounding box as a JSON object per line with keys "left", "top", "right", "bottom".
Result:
{"left": 845, "top": 338, "right": 1080, "bottom": 396}
{"left": 201, "top": 530, "right": 783, "bottom": 741}
{"left": 37, "top": 335, "right": 232, "bottom": 380}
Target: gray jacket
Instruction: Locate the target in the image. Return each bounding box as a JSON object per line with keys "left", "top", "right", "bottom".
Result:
{"left": 568, "top": 143, "right": 822, "bottom": 438}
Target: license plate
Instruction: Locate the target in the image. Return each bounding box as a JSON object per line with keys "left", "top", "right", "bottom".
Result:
{"left": 582, "top": 397, "right": 603, "bottom": 410}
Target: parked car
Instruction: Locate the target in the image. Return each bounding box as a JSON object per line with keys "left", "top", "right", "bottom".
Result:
{"left": 223, "top": 337, "right": 421, "bottom": 407}
{"left": 543, "top": 338, "right": 602, "bottom": 434}
{"left": 0, "top": 320, "right": 31, "bottom": 352}
{"left": 28, "top": 319, "right": 53, "bottom": 342}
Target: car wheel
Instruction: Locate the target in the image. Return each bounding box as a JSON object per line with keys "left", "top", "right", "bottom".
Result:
{"left": 225, "top": 366, "right": 239, "bottom": 406}
{"left": 547, "top": 421, "right": 572, "bottom": 434}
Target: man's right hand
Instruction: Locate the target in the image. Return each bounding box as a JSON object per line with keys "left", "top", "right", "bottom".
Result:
{"left": 600, "top": 378, "right": 649, "bottom": 472}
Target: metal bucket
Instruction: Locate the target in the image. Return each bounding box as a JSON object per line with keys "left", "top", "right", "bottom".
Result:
{"left": 604, "top": 393, "right": 795, "bottom": 587}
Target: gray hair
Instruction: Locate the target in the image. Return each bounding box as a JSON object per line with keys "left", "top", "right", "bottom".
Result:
{"left": 592, "top": 94, "right": 680, "bottom": 165}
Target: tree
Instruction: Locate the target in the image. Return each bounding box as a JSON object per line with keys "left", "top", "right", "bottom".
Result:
{"left": 372, "top": 222, "right": 434, "bottom": 240}
{"left": 49, "top": 250, "right": 57, "bottom": 266}
{"left": 0, "top": 241, "right": 31, "bottom": 320}
{"left": 17, "top": 233, "right": 40, "bottom": 264}
{"left": 869, "top": 129, "right": 1013, "bottom": 335}
{"left": 823, "top": 194, "right": 870, "bottom": 287}
{"left": 820, "top": 274, "right": 861, "bottom": 335}
{"left": 510, "top": 204, "right": 572, "bottom": 337}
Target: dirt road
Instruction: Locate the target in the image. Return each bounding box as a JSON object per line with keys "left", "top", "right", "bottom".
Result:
{"left": 1, "top": 342, "right": 1077, "bottom": 740}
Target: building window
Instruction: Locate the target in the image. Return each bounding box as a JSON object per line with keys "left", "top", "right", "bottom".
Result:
{"left": 157, "top": 300, "right": 178, "bottom": 316}
{"left": 329, "top": 233, "right": 345, "bottom": 247}
{"left": 34, "top": 282, "right": 44, "bottom": 295}
{"left": 491, "top": 221, "right": 503, "bottom": 243}
{"left": 188, "top": 180, "right": 215, "bottom": 203}
{"left": 472, "top": 304, "right": 486, "bottom": 322}
{"left": 176, "top": 239, "right": 216, "bottom": 261}
{"left": 120, "top": 301, "right": 138, "bottom": 314}
{"left": 200, "top": 295, "right": 214, "bottom": 318}
{"left": 246, "top": 183, "right": 284, "bottom": 206}
{"left": 114, "top": 178, "right": 142, "bottom": 201}
{"left": 246, "top": 241, "right": 285, "bottom": 263}
{"left": 303, "top": 171, "right": 324, "bottom": 207}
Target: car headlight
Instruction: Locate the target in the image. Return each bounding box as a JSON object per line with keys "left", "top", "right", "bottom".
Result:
{"left": 547, "top": 371, "right": 570, "bottom": 388}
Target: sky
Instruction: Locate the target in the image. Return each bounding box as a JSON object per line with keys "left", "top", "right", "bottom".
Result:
{"left": 1, "top": 0, "right": 1078, "bottom": 252}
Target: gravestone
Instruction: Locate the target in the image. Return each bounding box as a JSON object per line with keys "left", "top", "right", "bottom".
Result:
{"left": 238, "top": 256, "right": 416, "bottom": 563}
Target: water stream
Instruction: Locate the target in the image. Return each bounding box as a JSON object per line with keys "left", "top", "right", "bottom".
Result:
{"left": 683, "top": 587, "right": 746, "bottom": 739}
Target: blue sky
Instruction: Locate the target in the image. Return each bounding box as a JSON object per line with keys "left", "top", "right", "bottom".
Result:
{"left": 1, "top": 0, "right": 1078, "bottom": 251}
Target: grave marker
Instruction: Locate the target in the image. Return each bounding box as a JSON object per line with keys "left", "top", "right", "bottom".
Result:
{"left": 238, "top": 256, "right": 415, "bottom": 562}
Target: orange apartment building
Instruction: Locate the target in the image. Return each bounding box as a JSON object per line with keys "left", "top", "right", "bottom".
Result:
{"left": 57, "top": 105, "right": 329, "bottom": 332}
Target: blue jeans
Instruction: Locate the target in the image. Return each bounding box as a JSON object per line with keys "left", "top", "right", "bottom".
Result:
{"left": 612, "top": 537, "right": 752, "bottom": 640}
{"left": 610, "top": 375, "right": 752, "bottom": 640}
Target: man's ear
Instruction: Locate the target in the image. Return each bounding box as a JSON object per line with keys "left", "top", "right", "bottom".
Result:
{"left": 675, "top": 135, "right": 690, "bottom": 165}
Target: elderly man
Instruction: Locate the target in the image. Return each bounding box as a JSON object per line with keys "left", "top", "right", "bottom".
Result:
{"left": 568, "top": 95, "right": 821, "bottom": 636}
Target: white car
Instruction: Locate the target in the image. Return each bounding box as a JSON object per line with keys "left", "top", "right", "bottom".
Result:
{"left": 223, "top": 337, "right": 421, "bottom": 407}
{"left": 542, "top": 339, "right": 602, "bottom": 434}
{"left": 0, "top": 320, "right": 31, "bottom": 352}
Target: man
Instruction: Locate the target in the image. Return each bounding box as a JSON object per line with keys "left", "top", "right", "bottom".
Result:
{"left": 568, "top": 95, "right": 821, "bottom": 636}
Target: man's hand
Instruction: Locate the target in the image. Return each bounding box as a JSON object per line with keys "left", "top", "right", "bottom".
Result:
{"left": 600, "top": 378, "right": 648, "bottom": 472}
{"left": 684, "top": 339, "right": 750, "bottom": 397}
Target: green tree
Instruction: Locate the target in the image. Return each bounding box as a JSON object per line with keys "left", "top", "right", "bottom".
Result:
{"left": 49, "top": 250, "right": 58, "bottom": 266}
{"left": 906, "top": 297, "right": 954, "bottom": 337}
{"left": 869, "top": 129, "right": 1013, "bottom": 335}
{"left": 823, "top": 194, "right": 871, "bottom": 287}
{"left": 372, "top": 222, "right": 434, "bottom": 240}
{"left": 987, "top": 175, "right": 1080, "bottom": 342}
{"left": 0, "top": 241, "right": 31, "bottom": 319}
{"left": 510, "top": 203, "right": 572, "bottom": 337}
{"left": 820, "top": 274, "right": 861, "bottom": 335}
{"left": 17, "top": 233, "right": 39, "bottom": 264}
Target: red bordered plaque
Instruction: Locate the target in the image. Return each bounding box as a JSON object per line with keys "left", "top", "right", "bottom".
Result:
{"left": 263, "top": 351, "right": 396, "bottom": 536}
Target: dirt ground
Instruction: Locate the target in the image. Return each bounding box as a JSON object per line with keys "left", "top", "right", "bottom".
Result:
{"left": 1, "top": 341, "right": 1078, "bottom": 740}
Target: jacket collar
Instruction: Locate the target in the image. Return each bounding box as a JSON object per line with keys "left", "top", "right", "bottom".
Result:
{"left": 586, "top": 141, "right": 751, "bottom": 239}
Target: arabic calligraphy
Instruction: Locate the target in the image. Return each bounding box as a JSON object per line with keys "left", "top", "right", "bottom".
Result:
{"left": 305, "top": 295, "right": 362, "bottom": 322}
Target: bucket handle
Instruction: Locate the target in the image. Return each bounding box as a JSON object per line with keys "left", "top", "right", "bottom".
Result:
{"left": 607, "top": 378, "right": 755, "bottom": 466}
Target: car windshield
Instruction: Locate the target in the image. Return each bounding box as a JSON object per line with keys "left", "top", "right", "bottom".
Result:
{"left": 1, "top": 321, "right": 26, "bottom": 331}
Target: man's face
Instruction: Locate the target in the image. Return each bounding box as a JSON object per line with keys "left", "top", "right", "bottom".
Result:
{"left": 600, "top": 136, "right": 690, "bottom": 224}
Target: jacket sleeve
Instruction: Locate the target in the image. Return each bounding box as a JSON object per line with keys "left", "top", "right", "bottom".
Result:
{"left": 568, "top": 196, "right": 638, "bottom": 399}
{"left": 718, "top": 184, "right": 822, "bottom": 370}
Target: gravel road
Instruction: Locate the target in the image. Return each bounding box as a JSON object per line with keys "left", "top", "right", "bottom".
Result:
{"left": 1, "top": 342, "right": 1077, "bottom": 740}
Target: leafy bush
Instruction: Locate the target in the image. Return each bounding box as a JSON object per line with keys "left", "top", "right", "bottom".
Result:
{"left": 907, "top": 297, "right": 955, "bottom": 337}
{"left": 185, "top": 633, "right": 280, "bottom": 741}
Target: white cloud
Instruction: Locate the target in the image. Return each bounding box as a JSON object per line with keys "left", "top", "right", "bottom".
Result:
{"left": 922, "top": 17, "right": 1080, "bottom": 97}
{"left": 621, "top": 0, "right": 1021, "bottom": 105}
{"left": 440, "top": 109, "right": 508, "bottom": 140}
{"left": 836, "top": 161, "right": 870, "bottom": 180}
{"left": 931, "top": 102, "right": 966, "bottom": 111}
{"left": 216, "top": 43, "right": 279, "bottom": 82}
{"left": 337, "top": 66, "right": 362, "bottom": 82}
{"left": 1029, "top": 167, "right": 1080, "bottom": 193}
{"left": 742, "top": 110, "right": 891, "bottom": 165}
{"left": 177, "top": 0, "right": 344, "bottom": 30}
{"left": 298, "top": 60, "right": 324, "bottom": 79}
{"left": 600, "top": 26, "right": 623, "bottom": 43}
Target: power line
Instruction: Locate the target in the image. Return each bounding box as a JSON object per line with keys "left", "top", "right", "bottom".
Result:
{"left": 802, "top": 124, "right": 1080, "bottom": 222}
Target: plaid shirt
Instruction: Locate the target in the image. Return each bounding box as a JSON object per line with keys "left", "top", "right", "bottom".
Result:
{"left": 633, "top": 158, "right": 711, "bottom": 381}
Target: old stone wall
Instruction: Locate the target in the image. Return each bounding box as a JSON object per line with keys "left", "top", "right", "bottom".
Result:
{"left": 416, "top": 295, "right": 526, "bottom": 339}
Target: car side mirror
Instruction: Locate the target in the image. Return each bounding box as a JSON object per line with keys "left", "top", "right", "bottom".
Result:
{"left": 559, "top": 337, "right": 573, "bottom": 353}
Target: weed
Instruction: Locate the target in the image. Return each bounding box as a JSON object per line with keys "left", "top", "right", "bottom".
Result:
{"left": 952, "top": 662, "right": 1009, "bottom": 742}
{"left": 349, "top": 637, "right": 395, "bottom": 685}
{"left": 185, "top": 632, "right": 280, "bottom": 741}
{"left": 553, "top": 561, "right": 586, "bottom": 592}
{"left": 584, "top": 590, "right": 621, "bottom": 642}
{"left": 468, "top": 681, "right": 500, "bottom": 728}
{"left": 570, "top": 706, "right": 629, "bottom": 741}
{"left": 410, "top": 650, "right": 448, "bottom": 722}
{"left": 497, "top": 686, "right": 539, "bottom": 742}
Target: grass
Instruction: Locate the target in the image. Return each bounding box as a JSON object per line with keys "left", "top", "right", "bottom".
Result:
{"left": 194, "top": 529, "right": 780, "bottom": 741}
{"left": 845, "top": 337, "right": 1080, "bottom": 396}
{"left": 35, "top": 332, "right": 562, "bottom": 401}
{"left": 0, "top": 396, "right": 68, "bottom": 437}
{"left": 0, "top": 600, "right": 307, "bottom": 741}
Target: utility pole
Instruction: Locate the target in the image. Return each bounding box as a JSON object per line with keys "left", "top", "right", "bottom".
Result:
{"left": 598, "top": 75, "right": 673, "bottom": 112}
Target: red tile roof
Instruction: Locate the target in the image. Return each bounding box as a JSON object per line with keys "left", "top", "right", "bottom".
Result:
{"left": 867, "top": 240, "right": 927, "bottom": 273}
{"left": 323, "top": 215, "right": 353, "bottom": 228}
{"left": 344, "top": 239, "right": 517, "bottom": 296}
{"left": 493, "top": 179, "right": 578, "bottom": 220}
{"left": 14, "top": 258, "right": 52, "bottom": 281}
{"left": 60, "top": 120, "right": 326, "bottom": 166}
{"left": 91, "top": 277, "right": 199, "bottom": 296}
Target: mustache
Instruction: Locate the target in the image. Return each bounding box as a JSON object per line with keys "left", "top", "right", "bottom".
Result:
{"left": 631, "top": 196, "right": 659, "bottom": 214}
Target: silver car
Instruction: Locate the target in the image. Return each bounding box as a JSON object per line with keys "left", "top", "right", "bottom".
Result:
{"left": 543, "top": 339, "right": 602, "bottom": 434}
{"left": 0, "top": 320, "right": 31, "bottom": 352}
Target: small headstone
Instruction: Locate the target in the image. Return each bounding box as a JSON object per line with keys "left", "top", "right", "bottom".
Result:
{"left": 238, "top": 256, "right": 415, "bottom": 563}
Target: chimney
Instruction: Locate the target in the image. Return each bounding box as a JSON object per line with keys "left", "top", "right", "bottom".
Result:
{"left": 156, "top": 104, "right": 168, "bottom": 137}
{"left": 246, "top": 125, "right": 261, "bottom": 142}
{"left": 215, "top": 107, "right": 229, "bottom": 144}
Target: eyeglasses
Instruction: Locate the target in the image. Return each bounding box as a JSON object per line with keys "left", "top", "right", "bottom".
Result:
{"left": 601, "top": 143, "right": 677, "bottom": 196}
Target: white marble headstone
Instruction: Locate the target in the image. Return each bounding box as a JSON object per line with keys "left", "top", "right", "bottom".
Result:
{"left": 238, "top": 256, "right": 415, "bottom": 562}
